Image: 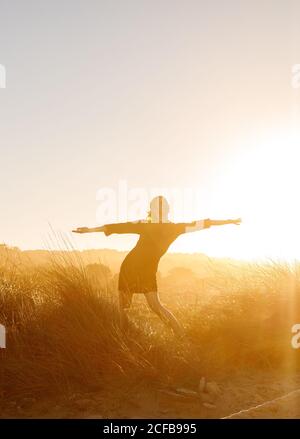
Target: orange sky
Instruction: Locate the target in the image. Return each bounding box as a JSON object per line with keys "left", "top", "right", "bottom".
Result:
{"left": 1, "top": 1, "right": 300, "bottom": 260}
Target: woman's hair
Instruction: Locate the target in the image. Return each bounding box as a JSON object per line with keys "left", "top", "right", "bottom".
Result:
{"left": 148, "top": 196, "right": 170, "bottom": 223}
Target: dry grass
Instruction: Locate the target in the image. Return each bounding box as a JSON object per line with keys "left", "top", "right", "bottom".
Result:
{"left": 1, "top": 251, "right": 300, "bottom": 406}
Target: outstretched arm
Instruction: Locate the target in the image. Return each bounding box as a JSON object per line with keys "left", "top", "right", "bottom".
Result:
{"left": 208, "top": 218, "right": 241, "bottom": 227}
{"left": 183, "top": 217, "right": 241, "bottom": 233}
{"left": 73, "top": 221, "right": 146, "bottom": 235}
{"left": 72, "top": 226, "right": 106, "bottom": 234}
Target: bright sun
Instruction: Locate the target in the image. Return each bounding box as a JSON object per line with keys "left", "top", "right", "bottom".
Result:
{"left": 215, "top": 128, "right": 300, "bottom": 260}
{"left": 177, "top": 127, "right": 300, "bottom": 261}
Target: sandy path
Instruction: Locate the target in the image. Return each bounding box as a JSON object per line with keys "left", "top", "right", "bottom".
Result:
{"left": 2, "top": 372, "right": 300, "bottom": 419}
{"left": 223, "top": 389, "right": 300, "bottom": 419}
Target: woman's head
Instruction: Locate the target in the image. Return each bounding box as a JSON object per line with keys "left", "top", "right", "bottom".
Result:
{"left": 148, "top": 196, "right": 170, "bottom": 223}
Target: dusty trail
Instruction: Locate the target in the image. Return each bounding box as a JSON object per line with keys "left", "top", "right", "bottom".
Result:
{"left": 223, "top": 388, "right": 300, "bottom": 419}
{"left": 2, "top": 371, "right": 300, "bottom": 419}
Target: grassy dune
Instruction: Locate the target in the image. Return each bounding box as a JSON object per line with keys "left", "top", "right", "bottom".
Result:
{"left": 1, "top": 251, "right": 300, "bottom": 412}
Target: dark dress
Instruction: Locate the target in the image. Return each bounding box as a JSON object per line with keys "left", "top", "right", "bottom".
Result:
{"left": 104, "top": 220, "right": 209, "bottom": 306}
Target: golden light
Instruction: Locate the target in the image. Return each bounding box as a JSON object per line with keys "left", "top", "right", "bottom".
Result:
{"left": 175, "top": 127, "right": 300, "bottom": 261}
{"left": 208, "top": 128, "right": 300, "bottom": 260}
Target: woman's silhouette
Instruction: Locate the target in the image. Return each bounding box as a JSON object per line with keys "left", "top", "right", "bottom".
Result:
{"left": 73, "top": 196, "right": 241, "bottom": 337}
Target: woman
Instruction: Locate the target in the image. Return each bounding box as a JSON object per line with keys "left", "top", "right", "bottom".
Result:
{"left": 73, "top": 196, "right": 241, "bottom": 337}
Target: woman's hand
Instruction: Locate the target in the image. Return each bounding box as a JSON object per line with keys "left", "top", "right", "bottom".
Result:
{"left": 72, "top": 227, "right": 90, "bottom": 234}
{"left": 230, "top": 218, "right": 242, "bottom": 225}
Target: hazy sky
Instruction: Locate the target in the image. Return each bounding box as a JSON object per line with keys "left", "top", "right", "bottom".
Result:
{"left": 1, "top": 1, "right": 300, "bottom": 258}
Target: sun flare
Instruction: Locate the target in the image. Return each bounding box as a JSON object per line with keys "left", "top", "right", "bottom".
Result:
{"left": 170, "top": 127, "right": 300, "bottom": 260}
{"left": 196, "top": 128, "right": 300, "bottom": 260}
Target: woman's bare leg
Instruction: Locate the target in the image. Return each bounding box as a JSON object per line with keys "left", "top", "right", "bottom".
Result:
{"left": 118, "top": 291, "right": 132, "bottom": 331}
{"left": 144, "top": 291, "right": 185, "bottom": 337}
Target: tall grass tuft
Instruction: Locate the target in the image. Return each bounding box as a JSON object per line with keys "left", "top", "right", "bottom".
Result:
{"left": 1, "top": 250, "right": 300, "bottom": 405}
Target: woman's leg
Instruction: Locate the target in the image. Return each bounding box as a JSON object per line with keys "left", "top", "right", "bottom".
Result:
{"left": 118, "top": 290, "right": 132, "bottom": 331}
{"left": 144, "top": 291, "right": 185, "bottom": 337}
